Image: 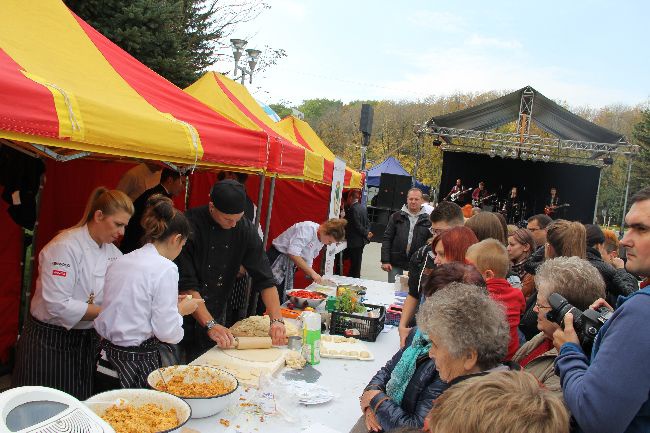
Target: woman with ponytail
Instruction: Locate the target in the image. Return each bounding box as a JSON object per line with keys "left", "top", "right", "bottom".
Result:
{"left": 267, "top": 218, "right": 347, "bottom": 301}
{"left": 94, "top": 195, "right": 199, "bottom": 389}
{"left": 545, "top": 219, "right": 587, "bottom": 259}
{"left": 12, "top": 187, "right": 134, "bottom": 399}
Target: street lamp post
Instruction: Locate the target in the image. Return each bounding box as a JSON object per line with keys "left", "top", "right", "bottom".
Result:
{"left": 230, "top": 38, "right": 261, "bottom": 85}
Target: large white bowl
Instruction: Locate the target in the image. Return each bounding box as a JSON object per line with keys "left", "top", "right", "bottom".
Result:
{"left": 147, "top": 365, "right": 239, "bottom": 419}
{"left": 85, "top": 388, "right": 191, "bottom": 433}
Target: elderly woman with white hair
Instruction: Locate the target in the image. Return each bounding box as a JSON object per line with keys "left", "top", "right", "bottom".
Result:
{"left": 417, "top": 283, "right": 515, "bottom": 387}
{"left": 512, "top": 256, "right": 606, "bottom": 395}
{"left": 352, "top": 281, "right": 514, "bottom": 433}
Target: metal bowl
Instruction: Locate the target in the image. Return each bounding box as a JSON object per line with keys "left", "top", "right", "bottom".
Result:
{"left": 337, "top": 284, "right": 367, "bottom": 295}
{"left": 147, "top": 365, "right": 238, "bottom": 419}
{"left": 86, "top": 388, "right": 191, "bottom": 433}
{"left": 286, "top": 289, "right": 327, "bottom": 309}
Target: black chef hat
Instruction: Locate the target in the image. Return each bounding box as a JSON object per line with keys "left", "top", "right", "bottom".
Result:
{"left": 210, "top": 179, "right": 246, "bottom": 214}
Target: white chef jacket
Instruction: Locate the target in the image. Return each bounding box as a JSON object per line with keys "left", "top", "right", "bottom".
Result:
{"left": 31, "top": 225, "right": 122, "bottom": 330}
{"left": 272, "top": 221, "right": 324, "bottom": 267}
{"left": 94, "top": 243, "right": 183, "bottom": 347}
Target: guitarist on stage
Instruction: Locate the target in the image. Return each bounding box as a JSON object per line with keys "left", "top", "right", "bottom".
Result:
{"left": 445, "top": 178, "right": 467, "bottom": 203}
{"left": 544, "top": 187, "right": 565, "bottom": 217}
{"left": 471, "top": 181, "right": 490, "bottom": 207}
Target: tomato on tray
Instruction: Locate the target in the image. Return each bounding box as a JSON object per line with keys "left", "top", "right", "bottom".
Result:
{"left": 289, "top": 290, "right": 326, "bottom": 299}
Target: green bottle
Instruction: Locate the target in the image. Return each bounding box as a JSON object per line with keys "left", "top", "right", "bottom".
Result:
{"left": 302, "top": 312, "right": 321, "bottom": 365}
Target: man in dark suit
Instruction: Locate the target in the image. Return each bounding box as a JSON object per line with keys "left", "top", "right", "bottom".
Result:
{"left": 119, "top": 168, "right": 184, "bottom": 253}
{"left": 344, "top": 190, "right": 373, "bottom": 278}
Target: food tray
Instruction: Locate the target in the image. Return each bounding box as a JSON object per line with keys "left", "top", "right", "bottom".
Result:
{"left": 320, "top": 335, "right": 374, "bottom": 361}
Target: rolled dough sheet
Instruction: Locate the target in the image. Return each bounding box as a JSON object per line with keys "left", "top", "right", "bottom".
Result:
{"left": 190, "top": 346, "right": 287, "bottom": 388}
{"left": 222, "top": 347, "right": 283, "bottom": 362}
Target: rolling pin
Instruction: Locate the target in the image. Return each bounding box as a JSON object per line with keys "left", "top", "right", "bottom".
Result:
{"left": 233, "top": 336, "right": 273, "bottom": 350}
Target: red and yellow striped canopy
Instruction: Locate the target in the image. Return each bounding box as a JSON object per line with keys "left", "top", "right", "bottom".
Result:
{"left": 0, "top": 0, "right": 314, "bottom": 180}
{"left": 185, "top": 72, "right": 362, "bottom": 188}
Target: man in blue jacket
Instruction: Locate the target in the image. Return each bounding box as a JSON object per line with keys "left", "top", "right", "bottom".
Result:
{"left": 553, "top": 187, "right": 649, "bottom": 433}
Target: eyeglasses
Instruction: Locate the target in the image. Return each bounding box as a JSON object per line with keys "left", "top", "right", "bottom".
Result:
{"left": 534, "top": 302, "right": 552, "bottom": 310}
{"left": 429, "top": 227, "right": 445, "bottom": 235}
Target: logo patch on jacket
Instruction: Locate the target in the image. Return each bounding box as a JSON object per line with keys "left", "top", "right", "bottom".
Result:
{"left": 52, "top": 270, "right": 67, "bottom": 277}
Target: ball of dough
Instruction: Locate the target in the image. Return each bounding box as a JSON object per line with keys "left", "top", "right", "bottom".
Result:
{"left": 321, "top": 348, "right": 329, "bottom": 355}
{"left": 349, "top": 350, "right": 359, "bottom": 357}
{"left": 329, "top": 349, "right": 340, "bottom": 355}
{"left": 360, "top": 351, "right": 371, "bottom": 359}
{"left": 340, "top": 350, "right": 350, "bottom": 356}
{"left": 347, "top": 337, "right": 357, "bottom": 343}
{"left": 321, "top": 335, "right": 332, "bottom": 342}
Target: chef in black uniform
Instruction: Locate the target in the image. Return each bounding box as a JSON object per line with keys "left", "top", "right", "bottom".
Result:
{"left": 175, "top": 180, "right": 286, "bottom": 360}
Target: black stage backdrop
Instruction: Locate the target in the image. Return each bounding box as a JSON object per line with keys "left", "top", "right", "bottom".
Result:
{"left": 439, "top": 152, "right": 600, "bottom": 223}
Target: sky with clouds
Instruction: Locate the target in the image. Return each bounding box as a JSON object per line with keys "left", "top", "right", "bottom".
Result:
{"left": 215, "top": 0, "right": 650, "bottom": 108}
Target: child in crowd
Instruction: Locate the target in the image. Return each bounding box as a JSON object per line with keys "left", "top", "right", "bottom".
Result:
{"left": 426, "top": 371, "right": 569, "bottom": 433}
{"left": 465, "top": 239, "right": 525, "bottom": 359}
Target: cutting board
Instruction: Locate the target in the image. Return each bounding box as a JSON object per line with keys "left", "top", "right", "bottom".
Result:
{"left": 190, "top": 346, "right": 288, "bottom": 388}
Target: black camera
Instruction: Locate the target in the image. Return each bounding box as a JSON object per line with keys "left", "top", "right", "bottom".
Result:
{"left": 546, "top": 293, "right": 613, "bottom": 354}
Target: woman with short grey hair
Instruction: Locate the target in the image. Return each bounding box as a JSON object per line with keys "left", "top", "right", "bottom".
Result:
{"left": 512, "top": 256, "right": 605, "bottom": 396}
{"left": 417, "top": 283, "right": 511, "bottom": 383}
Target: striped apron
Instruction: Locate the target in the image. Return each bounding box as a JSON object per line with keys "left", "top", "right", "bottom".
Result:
{"left": 12, "top": 315, "right": 99, "bottom": 400}
{"left": 98, "top": 338, "right": 161, "bottom": 389}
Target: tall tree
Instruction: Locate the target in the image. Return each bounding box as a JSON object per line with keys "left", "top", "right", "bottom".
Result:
{"left": 65, "top": 0, "right": 278, "bottom": 88}
{"left": 631, "top": 109, "right": 650, "bottom": 194}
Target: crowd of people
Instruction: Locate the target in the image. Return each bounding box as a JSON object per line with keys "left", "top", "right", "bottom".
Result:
{"left": 362, "top": 186, "right": 650, "bottom": 433}
{"left": 7, "top": 159, "right": 650, "bottom": 433}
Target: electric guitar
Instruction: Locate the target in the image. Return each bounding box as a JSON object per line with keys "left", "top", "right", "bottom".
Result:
{"left": 544, "top": 203, "right": 570, "bottom": 216}
{"left": 472, "top": 193, "right": 496, "bottom": 207}
{"left": 449, "top": 188, "right": 471, "bottom": 202}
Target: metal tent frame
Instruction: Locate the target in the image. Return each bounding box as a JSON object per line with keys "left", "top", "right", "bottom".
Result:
{"left": 416, "top": 88, "right": 639, "bottom": 223}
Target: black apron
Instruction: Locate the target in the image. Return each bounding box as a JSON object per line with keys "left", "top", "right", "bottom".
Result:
{"left": 98, "top": 337, "right": 161, "bottom": 389}
{"left": 12, "top": 315, "right": 99, "bottom": 400}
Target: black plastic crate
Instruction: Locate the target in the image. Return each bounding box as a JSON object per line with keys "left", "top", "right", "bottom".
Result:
{"left": 330, "top": 303, "right": 386, "bottom": 342}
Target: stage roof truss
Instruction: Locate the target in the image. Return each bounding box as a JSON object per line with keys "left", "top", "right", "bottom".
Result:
{"left": 419, "top": 125, "right": 638, "bottom": 167}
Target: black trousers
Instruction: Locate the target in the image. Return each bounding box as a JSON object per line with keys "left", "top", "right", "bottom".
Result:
{"left": 12, "top": 316, "right": 99, "bottom": 400}
{"left": 345, "top": 247, "right": 364, "bottom": 278}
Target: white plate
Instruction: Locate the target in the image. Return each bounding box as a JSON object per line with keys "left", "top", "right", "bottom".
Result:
{"left": 300, "top": 393, "right": 333, "bottom": 405}
{"left": 291, "top": 382, "right": 334, "bottom": 405}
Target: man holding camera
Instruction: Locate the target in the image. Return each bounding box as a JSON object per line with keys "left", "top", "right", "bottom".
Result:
{"left": 553, "top": 187, "right": 649, "bottom": 433}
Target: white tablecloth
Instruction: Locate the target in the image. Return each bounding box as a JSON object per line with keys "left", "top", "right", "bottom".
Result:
{"left": 184, "top": 276, "right": 398, "bottom": 433}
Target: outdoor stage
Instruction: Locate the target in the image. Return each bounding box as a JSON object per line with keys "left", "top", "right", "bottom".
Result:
{"left": 439, "top": 151, "right": 601, "bottom": 223}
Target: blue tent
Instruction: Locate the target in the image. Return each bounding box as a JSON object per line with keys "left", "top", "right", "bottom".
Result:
{"left": 366, "top": 157, "right": 410, "bottom": 187}
{"left": 366, "top": 157, "right": 431, "bottom": 194}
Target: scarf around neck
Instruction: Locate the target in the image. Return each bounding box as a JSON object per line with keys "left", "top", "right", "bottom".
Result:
{"left": 386, "top": 328, "right": 432, "bottom": 405}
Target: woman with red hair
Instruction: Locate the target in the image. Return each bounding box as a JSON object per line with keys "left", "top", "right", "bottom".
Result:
{"left": 399, "top": 226, "right": 478, "bottom": 348}
{"left": 433, "top": 226, "right": 479, "bottom": 266}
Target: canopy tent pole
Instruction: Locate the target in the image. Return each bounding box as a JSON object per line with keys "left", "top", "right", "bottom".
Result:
{"left": 253, "top": 173, "right": 266, "bottom": 229}
{"left": 593, "top": 168, "right": 603, "bottom": 223}
{"left": 619, "top": 158, "right": 633, "bottom": 237}
{"left": 262, "top": 175, "right": 277, "bottom": 250}
{"left": 19, "top": 171, "right": 46, "bottom": 331}
{"left": 248, "top": 174, "right": 276, "bottom": 317}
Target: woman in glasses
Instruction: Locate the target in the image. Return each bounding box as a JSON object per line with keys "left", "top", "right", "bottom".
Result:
{"left": 512, "top": 256, "right": 605, "bottom": 396}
